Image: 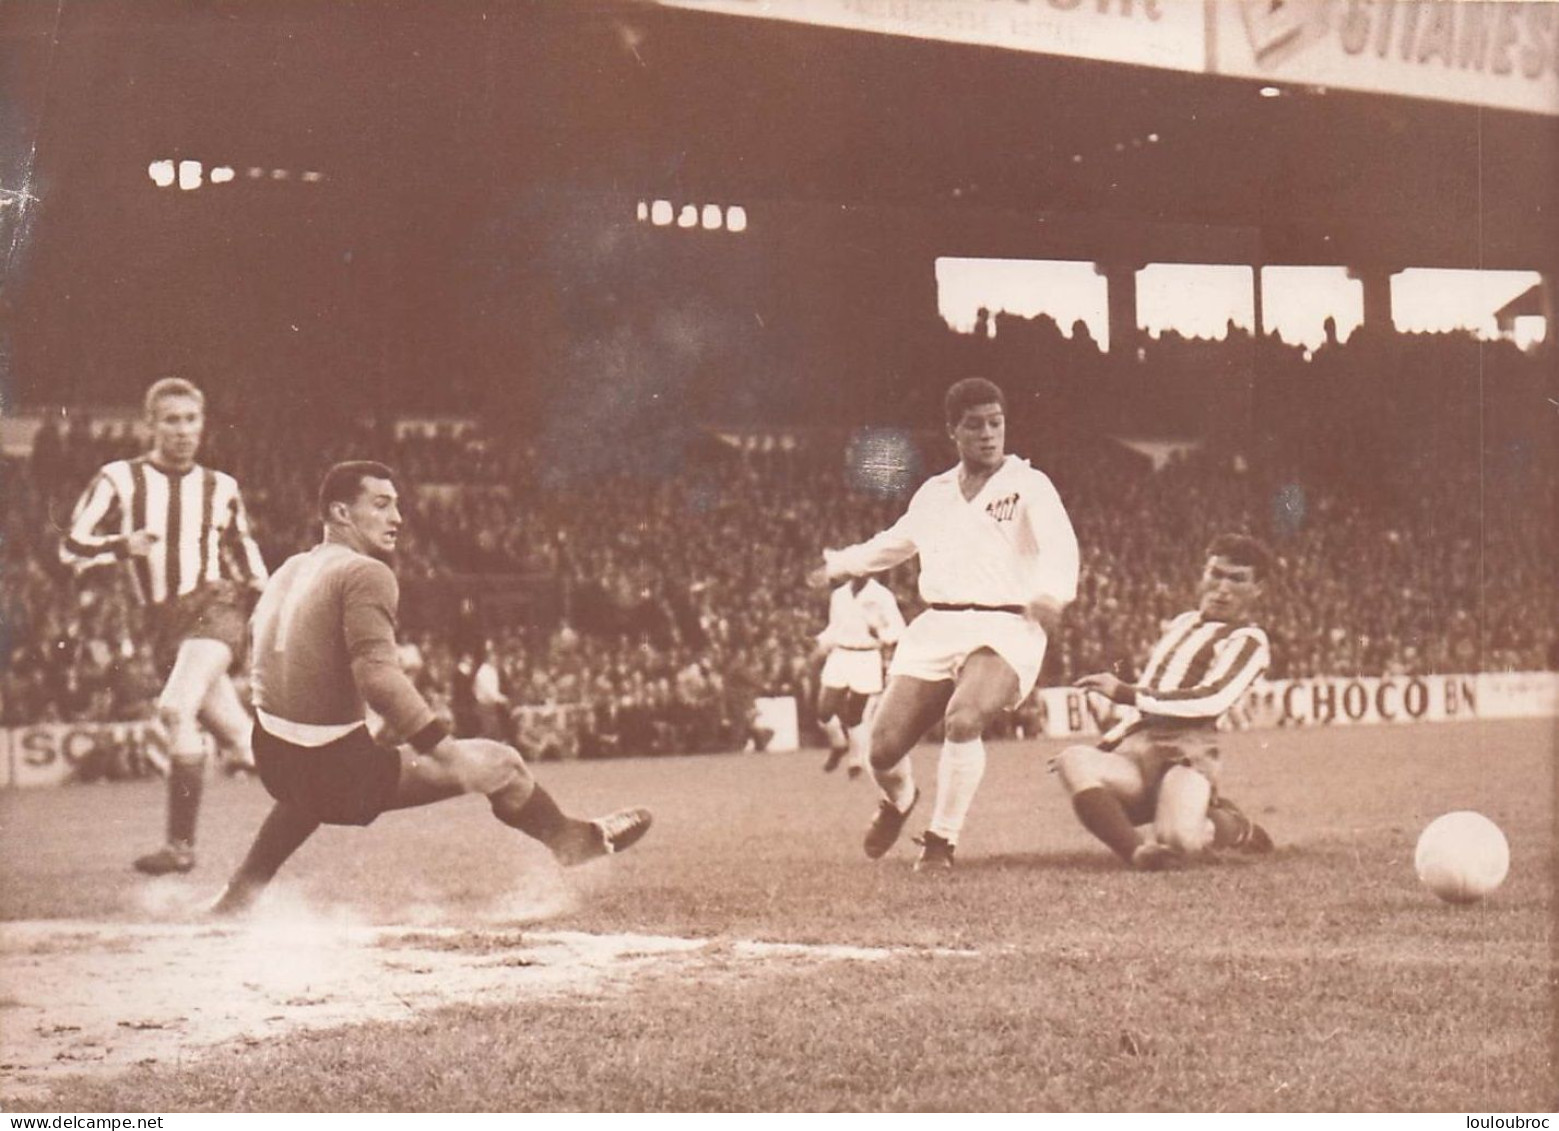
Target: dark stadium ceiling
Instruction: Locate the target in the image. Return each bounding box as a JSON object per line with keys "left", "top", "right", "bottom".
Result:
{"left": 2, "top": 0, "right": 1555, "bottom": 273}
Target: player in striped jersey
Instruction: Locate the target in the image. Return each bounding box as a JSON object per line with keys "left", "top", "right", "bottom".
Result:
{"left": 1055, "top": 533, "right": 1275, "bottom": 870}
{"left": 60, "top": 378, "right": 269, "bottom": 876}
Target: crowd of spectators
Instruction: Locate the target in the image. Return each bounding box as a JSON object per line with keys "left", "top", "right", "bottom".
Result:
{"left": 2, "top": 322, "right": 1553, "bottom": 758}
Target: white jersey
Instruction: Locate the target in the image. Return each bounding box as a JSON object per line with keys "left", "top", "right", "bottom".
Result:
{"left": 818, "top": 579, "right": 905, "bottom": 653}
{"left": 825, "top": 455, "right": 1079, "bottom": 610}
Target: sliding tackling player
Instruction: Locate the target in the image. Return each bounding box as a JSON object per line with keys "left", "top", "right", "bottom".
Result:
{"left": 1054, "top": 533, "right": 1275, "bottom": 869}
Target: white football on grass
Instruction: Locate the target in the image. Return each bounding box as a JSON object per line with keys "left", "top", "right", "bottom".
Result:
{"left": 1414, "top": 811, "right": 1509, "bottom": 904}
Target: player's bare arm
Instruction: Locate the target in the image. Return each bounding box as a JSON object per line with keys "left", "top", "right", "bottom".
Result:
{"left": 1075, "top": 672, "right": 1135, "bottom": 705}
{"left": 69, "top": 527, "right": 161, "bottom": 568}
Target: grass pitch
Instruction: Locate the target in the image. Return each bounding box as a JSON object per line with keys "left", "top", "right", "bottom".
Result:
{"left": 1, "top": 719, "right": 1553, "bottom": 1111}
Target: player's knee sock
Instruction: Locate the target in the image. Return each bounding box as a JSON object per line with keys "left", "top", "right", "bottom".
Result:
{"left": 158, "top": 700, "right": 206, "bottom": 847}
{"left": 166, "top": 757, "right": 205, "bottom": 847}
{"left": 820, "top": 716, "right": 847, "bottom": 751}
{"left": 1070, "top": 786, "right": 1141, "bottom": 862}
{"left": 845, "top": 722, "right": 870, "bottom": 771}
{"left": 928, "top": 738, "right": 986, "bottom": 844}
{"left": 873, "top": 758, "right": 915, "bottom": 813}
{"left": 493, "top": 782, "right": 580, "bottom": 845}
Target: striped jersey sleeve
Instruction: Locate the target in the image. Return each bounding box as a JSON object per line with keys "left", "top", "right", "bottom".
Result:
{"left": 1135, "top": 623, "right": 1271, "bottom": 721}
{"left": 60, "top": 462, "right": 131, "bottom": 572}
{"left": 217, "top": 473, "right": 269, "bottom": 588}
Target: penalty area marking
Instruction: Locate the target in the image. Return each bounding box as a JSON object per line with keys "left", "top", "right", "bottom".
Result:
{"left": 0, "top": 920, "right": 976, "bottom": 1098}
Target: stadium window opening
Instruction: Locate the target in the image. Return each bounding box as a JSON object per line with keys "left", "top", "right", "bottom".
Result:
{"left": 148, "top": 159, "right": 323, "bottom": 189}
{"left": 637, "top": 200, "right": 746, "bottom": 233}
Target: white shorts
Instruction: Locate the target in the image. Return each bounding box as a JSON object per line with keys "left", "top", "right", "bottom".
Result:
{"left": 887, "top": 609, "right": 1048, "bottom": 705}
{"left": 820, "top": 647, "right": 885, "bottom": 696}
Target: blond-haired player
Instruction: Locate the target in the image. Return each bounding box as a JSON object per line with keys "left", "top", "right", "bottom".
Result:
{"left": 61, "top": 378, "right": 267, "bottom": 874}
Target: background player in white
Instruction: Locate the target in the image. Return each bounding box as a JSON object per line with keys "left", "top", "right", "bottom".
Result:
{"left": 209, "top": 462, "right": 652, "bottom": 916}
{"left": 1054, "top": 533, "right": 1275, "bottom": 870}
{"left": 815, "top": 574, "right": 905, "bottom": 778}
{"left": 61, "top": 378, "right": 268, "bottom": 875}
{"left": 810, "top": 378, "right": 1079, "bottom": 871}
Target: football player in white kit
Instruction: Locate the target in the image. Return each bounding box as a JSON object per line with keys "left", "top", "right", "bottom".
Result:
{"left": 810, "top": 378, "right": 1079, "bottom": 870}
{"left": 815, "top": 574, "right": 905, "bottom": 778}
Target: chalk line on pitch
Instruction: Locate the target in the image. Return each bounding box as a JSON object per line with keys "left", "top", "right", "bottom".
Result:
{"left": 0, "top": 919, "right": 976, "bottom": 1099}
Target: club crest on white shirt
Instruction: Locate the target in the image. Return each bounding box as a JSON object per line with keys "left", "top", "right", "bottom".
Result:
{"left": 985, "top": 492, "right": 1020, "bottom": 522}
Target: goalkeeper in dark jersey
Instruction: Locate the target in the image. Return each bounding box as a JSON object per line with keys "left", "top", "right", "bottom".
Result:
{"left": 209, "top": 462, "right": 651, "bottom": 916}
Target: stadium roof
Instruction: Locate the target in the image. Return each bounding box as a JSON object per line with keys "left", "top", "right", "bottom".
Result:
{"left": 625, "top": 1, "right": 1559, "bottom": 271}
{"left": 2, "top": 0, "right": 1554, "bottom": 278}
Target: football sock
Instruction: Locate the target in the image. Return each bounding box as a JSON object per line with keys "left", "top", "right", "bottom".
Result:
{"left": 928, "top": 737, "right": 987, "bottom": 845}
{"left": 498, "top": 783, "right": 576, "bottom": 844}
{"left": 844, "top": 722, "right": 870, "bottom": 773}
{"left": 166, "top": 757, "right": 205, "bottom": 847}
{"left": 874, "top": 759, "right": 916, "bottom": 813}
{"left": 1071, "top": 786, "right": 1142, "bottom": 862}
{"left": 820, "top": 716, "right": 847, "bottom": 751}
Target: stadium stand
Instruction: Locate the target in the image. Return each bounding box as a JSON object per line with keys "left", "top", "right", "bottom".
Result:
{"left": 3, "top": 322, "right": 1553, "bottom": 756}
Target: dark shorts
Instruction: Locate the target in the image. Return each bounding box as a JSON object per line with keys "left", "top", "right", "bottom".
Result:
{"left": 149, "top": 581, "right": 249, "bottom": 678}
{"left": 253, "top": 721, "right": 402, "bottom": 827}
{"left": 1115, "top": 729, "right": 1223, "bottom": 826}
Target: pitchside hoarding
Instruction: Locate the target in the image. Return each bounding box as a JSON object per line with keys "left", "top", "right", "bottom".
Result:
{"left": 0, "top": 674, "right": 1552, "bottom": 784}
{"left": 0, "top": 721, "right": 203, "bottom": 789}
{"left": 652, "top": 0, "right": 1559, "bottom": 116}
{"left": 1036, "top": 671, "right": 1559, "bottom": 737}
{"left": 651, "top": 0, "right": 1208, "bottom": 71}
{"left": 1216, "top": 0, "right": 1559, "bottom": 117}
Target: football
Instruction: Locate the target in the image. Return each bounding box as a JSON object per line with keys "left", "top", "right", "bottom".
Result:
{"left": 1414, "top": 811, "right": 1510, "bottom": 904}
